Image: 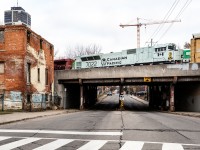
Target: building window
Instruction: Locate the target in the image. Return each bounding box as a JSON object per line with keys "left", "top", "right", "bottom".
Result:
{"left": 0, "top": 30, "right": 4, "bottom": 42}
{"left": 45, "top": 68, "right": 48, "bottom": 85}
{"left": 27, "top": 31, "right": 31, "bottom": 43}
{"left": 40, "top": 39, "right": 43, "bottom": 49}
{"left": 27, "top": 63, "right": 31, "bottom": 84}
{"left": 0, "top": 62, "right": 4, "bottom": 74}
{"left": 37, "top": 68, "right": 40, "bottom": 82}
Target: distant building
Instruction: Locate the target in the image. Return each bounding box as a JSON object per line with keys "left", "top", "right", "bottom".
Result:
{"left": 4, "top": 6, "right": 31, "bottom": 27}
{"left": 0, "top": 25, "right": 54, "bottom": 111}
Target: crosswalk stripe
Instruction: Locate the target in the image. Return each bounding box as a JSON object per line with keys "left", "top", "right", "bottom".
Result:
{"left": 0, "top": 129, "right": 122, "bottom": 136}
{"left": 33, "top": 139, "right": 74, "bottom": 150}
{"left": 162, "top": 143, "right": 184, "bottom": 150}
{"left": 0, "top": 137, "right": 41, "bottom": 150}
{"left": 0, "top": 136, "right": 11, "bottom": 141}
{"left": 0, "top": 136, "right": 199, "bottom": 150}
{"left": 120, "top": 141, "right": 144, "bottom": 150}
{"left": 77, "top": 140, "right": 107, "bottom": 150}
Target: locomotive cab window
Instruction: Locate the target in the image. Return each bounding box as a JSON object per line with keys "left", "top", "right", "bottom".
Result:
{"left": 127, "top": 49, "right": 136, "bottom": 54}
{"left": 87, "top": 57, "right": 94, "bottom": 61}
{"left": 94, "top": 56, "right": 101, "bottom": 60}
{"left": 81, "top": 57, "right": 87, "bottom": 61}
{"left": 168, "top": 45, "right": 175, "bottom": 51}
{"left": 162, "top": 47, "right": 166, "bottom": 51}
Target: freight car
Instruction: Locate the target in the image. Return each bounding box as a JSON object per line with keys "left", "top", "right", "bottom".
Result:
{"left": 54, "top": 59, "right": 74, "bottom": 70}
{"left": 191, "top": 33, "right": 200, "bottom": 63}
{"left": 73, "top": 43, "right": 184, "bottom": 69}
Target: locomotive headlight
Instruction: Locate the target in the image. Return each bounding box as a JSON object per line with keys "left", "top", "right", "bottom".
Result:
{"left": 168, "top": 52, "right": 173, "bottom": 60}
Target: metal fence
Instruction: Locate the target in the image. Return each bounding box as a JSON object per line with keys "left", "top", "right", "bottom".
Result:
{"left": 0, "top": 93, "right": 4, "bottom": 111}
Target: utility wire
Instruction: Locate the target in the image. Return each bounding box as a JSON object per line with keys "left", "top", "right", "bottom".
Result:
{"left": 146, "top": 0, "right": 180, "bottom": 44}
{"left": 157, "top": 0, "right": 192, "bottom": 42}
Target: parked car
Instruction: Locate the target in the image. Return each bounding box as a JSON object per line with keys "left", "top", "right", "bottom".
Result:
{"left": 107, "top": 91, "right": 112, "bottom": 96}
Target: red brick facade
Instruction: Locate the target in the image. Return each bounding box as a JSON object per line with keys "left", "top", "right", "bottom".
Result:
{"left": 0, "top": 25, "right": 54, "bottom": 110}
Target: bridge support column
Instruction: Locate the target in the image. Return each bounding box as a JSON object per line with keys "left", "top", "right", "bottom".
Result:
{"left": 79, "top": 79, "right": 84, "bottom": 110}
{"left": 170, "top": 84, "right": 175, "bottom": 112}
{"left": 80, "top": 85, "right": 84, "bottom": 110}
{"left": 119, "top": 84, "right": 124, "bottom": 109}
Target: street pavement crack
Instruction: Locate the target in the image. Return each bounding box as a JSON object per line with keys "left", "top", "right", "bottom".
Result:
{"left": 172, "top": 129, "right": 191, "bottom": 140}
{"left": 29, "top": 129, "right": 41, "bottom": 137}
{"left": 141, "top": 113, "right": 192, "bottom": 140}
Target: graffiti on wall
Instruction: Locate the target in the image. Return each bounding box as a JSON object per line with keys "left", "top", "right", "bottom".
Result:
{"left": 10, "top": 91, "right": 22, "bottom": 102}
{"left": 32, "top": 94, "right": 43, "bottom": 103}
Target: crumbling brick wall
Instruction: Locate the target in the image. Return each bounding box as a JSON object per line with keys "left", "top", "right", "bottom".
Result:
{"left": 0, "top": 25, "right": 54, "bottom": 111}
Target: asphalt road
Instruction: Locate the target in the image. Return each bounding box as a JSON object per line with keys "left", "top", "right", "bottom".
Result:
{"left": 0, "top": 95, "right": 200, "bottom": 150}
{"left": 94, "top": 94, "right": 148, "bottom": 111}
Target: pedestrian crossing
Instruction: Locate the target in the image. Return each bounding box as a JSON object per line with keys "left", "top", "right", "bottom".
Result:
{"left": 0, "top": 136, "right": 199, "bottom": 150}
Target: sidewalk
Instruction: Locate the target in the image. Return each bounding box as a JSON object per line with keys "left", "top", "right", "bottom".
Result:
{"left": 130, "top": 95, "right": 149, "bottom": 105}
{"left": 130, "top": 95, "right": 200, "bottom": 118}
{"left": 168, "top": 111, "right": 200, "bottom": 118}
{"left": 0, "top": 109, "right": 79, "bottom": 125}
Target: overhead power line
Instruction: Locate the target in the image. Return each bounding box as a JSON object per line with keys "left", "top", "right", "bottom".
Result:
{"left": 157, "top": 0, "right": 192, "bottom": 42}
{"left": 147, "top": 0, "right": 180, "bottom": 42}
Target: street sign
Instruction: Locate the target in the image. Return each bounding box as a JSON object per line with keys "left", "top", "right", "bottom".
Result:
{"left": 144, "top": 77, "right": 151, "bottom": 82}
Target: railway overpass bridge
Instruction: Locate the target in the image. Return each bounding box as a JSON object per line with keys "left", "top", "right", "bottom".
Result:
{"left": 54, "top": 63, "right": 200, "bottom": 112}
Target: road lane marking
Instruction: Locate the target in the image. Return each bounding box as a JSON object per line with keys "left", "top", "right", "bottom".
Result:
{"left": 0, "top": 136, "right": 11, "bottom": 141}
{"left": 77, "top": 140, "right": 107, "bottom": 150}
{"left": 120, "top": 141, "right": 144, "bottom": 150}
{"left": 0, "top": 129, "right": 122, "bottom": 136}
{"left": 33, "top": 139, "right": 73, "bottom": 150}
{"left": 162, "top": 143, "right": 184, "bottom": 150}
{"left": 0, "top": 137, "right": 41, "bottom": 150}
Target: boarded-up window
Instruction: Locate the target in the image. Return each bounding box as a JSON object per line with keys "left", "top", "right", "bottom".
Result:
{"left": 27, "top": 31, "right": 31, "bottom": 43}
{"left": 0, "top": 30, "right": 4, "bottom": 42}
{"left": 40, "top": 39, "right": 43, "bottom": 49}
{"left": 27, "top": 63, "right": 31, "bottom": 83}
{"left": 37, "top": 68, "right": 40, "bottom": 82}
{"left": 0, "top": 63, "right": 4, "bottom": 73}
{"left": 45, "top": 68, "right": 48, "bottom": 85}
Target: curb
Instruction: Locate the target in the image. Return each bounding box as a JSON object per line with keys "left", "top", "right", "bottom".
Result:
{"left": 161, "top": 111, "right": 200, "bottom": 118}
{"left": 170, "top": 112, "right": 200, "bottom": 118}
{"left": 0, "top": 110, "right": 80, "bottom": 125}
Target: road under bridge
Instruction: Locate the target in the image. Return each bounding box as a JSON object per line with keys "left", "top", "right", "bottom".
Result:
{"left": 54, "top": 63, "right": 200, "bottom": 112}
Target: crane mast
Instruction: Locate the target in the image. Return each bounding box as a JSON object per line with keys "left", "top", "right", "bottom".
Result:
{"left": 120, "top": 17, "right": 181, "bottom": 48}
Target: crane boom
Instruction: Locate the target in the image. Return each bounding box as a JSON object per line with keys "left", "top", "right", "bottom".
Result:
{"left": 120, "top": 18, "right": 181, "bottom": 48}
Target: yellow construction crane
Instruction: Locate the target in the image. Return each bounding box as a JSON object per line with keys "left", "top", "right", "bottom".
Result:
{"left": 120, "top": 17, "right": 181, "bottom": 48}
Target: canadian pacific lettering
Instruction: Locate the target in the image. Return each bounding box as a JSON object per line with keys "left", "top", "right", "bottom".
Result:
{"left": 101, "top": 56, "right": 127, "bottom": 66}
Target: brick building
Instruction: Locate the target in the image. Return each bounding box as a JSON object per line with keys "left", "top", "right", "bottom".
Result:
{"left": 0, "top": 25, "right": 54, "bottom": 111}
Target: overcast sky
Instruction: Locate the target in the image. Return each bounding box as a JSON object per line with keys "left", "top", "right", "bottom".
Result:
{"left": 0, "top": 0, "right": 198, "bottom": 56}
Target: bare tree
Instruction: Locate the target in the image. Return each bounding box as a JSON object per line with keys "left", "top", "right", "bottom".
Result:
{"left": 184, "top": 42, "right": 190, "bottom": 49}
{"left": 54, "top": 49, "right": 59, "bottom": 58}
{"left": 65, "top": 44, "right": 102, "bottom": 59}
